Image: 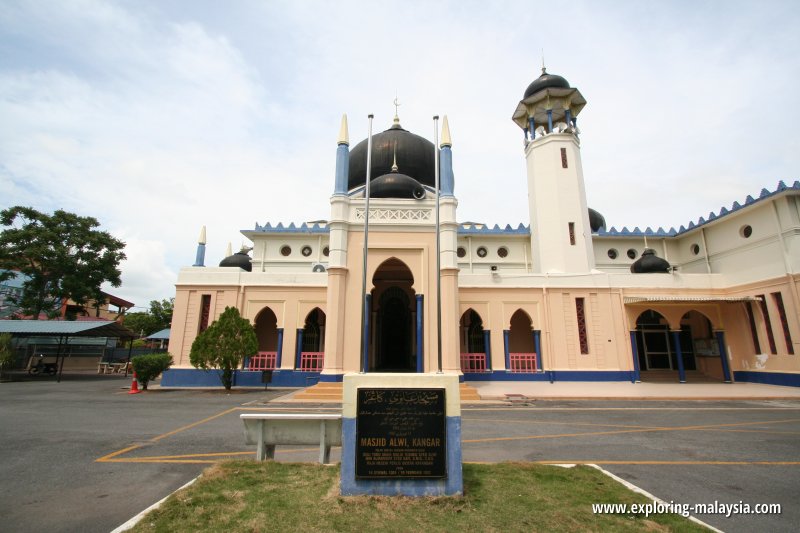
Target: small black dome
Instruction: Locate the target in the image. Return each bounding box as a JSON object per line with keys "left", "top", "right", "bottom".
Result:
{"left": 219, "top": 251, "right": 252, "bottom": 272}
{"left": 630, "top": 248, "right": 671, "bottom": 274}
{"left": 588, "top": 208, "right": 606, "bottom": 232}
{"left": 523, "top": 69, "right": 571, "bottom": 99}
{"left": 370, "top": 172, "right": 426, "bottom": 199}
{"left": 348, "top": 123, "right": 435, "bottom": 190}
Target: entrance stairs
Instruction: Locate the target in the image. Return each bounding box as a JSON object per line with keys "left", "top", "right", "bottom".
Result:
{"left": 291, "top": 381, "right": 482, "bottom": 402}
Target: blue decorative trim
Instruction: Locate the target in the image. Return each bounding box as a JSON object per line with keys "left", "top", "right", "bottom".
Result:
{"left": 334, "top": 143, "right": 349, "bottom": 195}
{"left": 193, "top": 243, "right": 206, "bottom": 267}
{"left": 733, "top": 371, "right": 800, "bottom": 388}
{"left": 276, "top": 328, "right": 284, "bottom": 368}
{"left": 416, "top": 295, "right": 424, "bottom": 373}
{"left": 463, "top": 370, "right": 632, "bottom": 382}
{"left": 362, "top": 293, "right": 371, "bottom": 373}
{"left": 483, "top": 330, "right": 492, "bottom": 371}
{"left": 629, "top": 331, "right": 641, "bottom": 383}
{"left": 672, "top": 331, "right": 686, "bottom": 383}
{"left": 457, "top": 223, "right": 529, "bottom": 236}
{"left": 340, "top": 416, "right": 463, "bottom": 496}
{"left": 319, "top": 373, "right": 344, "bottom": 383}
{"left": 248, "top": 222, "right": 330, "bottom": 234}
{"left": 440, "top": 146, "right": 454, "bottom": 197}
{"left": 716, "top": 331, "right": 732, "bottom": 383}
{"left": 503, "top": 330, "right": 510, "bottom": 370}
{"left": 596, "top": 181, "right": 800, "bottom": 238}
{"left": 160, "top": 368, "right": 321, "bottom": 388}
{"left": 295, "top": 328, "right": 303, "bottom": 369}
{"left": 240, "top": 183, "right": 797, "bottom": 247}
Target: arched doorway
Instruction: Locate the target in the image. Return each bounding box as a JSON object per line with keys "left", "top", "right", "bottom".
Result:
{"left": 635, "top": 309, "right": 672, "bottom": 372}
{"left": 252, "top": 306, "right": 279, "bottom": 370}
{"left": 371, "top": 258, "right": 416, "bottom": 372}
{"left": 460, "top": 309, "right": 487, "bottom": 372}
{"left": 508, "top": 309, "right": 537, "bottom": 372}
{"left": 680, "top": 310, "right": 722, "bottom": 381}
{"left": 300, "top": 308, "right": 325, "bottom": 371}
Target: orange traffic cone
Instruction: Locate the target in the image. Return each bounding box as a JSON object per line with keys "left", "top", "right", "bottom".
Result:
{"left": 128, "top": 372, "right": 141, "bottom": 394}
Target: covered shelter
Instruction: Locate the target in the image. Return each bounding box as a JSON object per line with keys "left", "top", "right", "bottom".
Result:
{"left": 0, "top": 320, "right": 138, "bottom": 381}
{"left": 146, "top": 328, "right": 171, "bottom": 350}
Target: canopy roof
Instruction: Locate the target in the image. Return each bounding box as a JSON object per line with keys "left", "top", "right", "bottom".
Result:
{"left": 0, "top": 319, "right": 137, "bottom": 338}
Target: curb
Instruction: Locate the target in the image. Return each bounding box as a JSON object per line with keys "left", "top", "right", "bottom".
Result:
{"left": 110, "top": 475, "right": 200, "bottom": 533}
{"left": 589, "top": 464, "right": 723, "bottom": 532}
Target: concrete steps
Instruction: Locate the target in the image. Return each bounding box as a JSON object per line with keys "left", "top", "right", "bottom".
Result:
{"left": 290, "top": 381, "right": 482, "bottom": 402}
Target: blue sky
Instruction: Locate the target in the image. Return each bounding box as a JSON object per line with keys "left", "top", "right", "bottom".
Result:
{"left": 2, "top": 0, "right": 799, "bottom": 308}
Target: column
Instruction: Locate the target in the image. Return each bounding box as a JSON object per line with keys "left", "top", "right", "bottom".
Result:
{"left": 416, "top": 295, "right": 424, "bottom": 373}
{"left": 629, "top": 331, "right": 641, "bottom": 383}
{"left": 715, "top": 330, "right": 733, "bottom": 383}
{"left": 276, "top": 328, "right": 284, "bottom": 369}
{"left": 295, "top": 329, "right": 304, "bottom": 370}
{"left": 533, "top": 330, "right": 542, "bottom": 372}
{"left": 528, "top": 116, "right": 535, "bottom": 139}
{"left": 483, "top": 330, "right": 492, "bottom": 371}
{"left": 546, "top": 109, "right": 553, "bottom": 133}
{"left": 361, "top": 294, "right": 371, "bottom": 373}
{"left": 671, "top": 330, "right": 686, "bottom": 383}
{"left": 503, "top": 329, "right": 510, "bottom": 371}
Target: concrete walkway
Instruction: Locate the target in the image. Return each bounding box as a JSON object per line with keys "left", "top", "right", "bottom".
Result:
{"left": 470, "top": 380, "right": 800, "bottom": 400}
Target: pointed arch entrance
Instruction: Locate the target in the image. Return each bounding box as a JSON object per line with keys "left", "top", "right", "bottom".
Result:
{"left": 251, "top": 306, "right": 280, "bottom": 370}
{"left": 370, "top": 258, "right": 416, "bottom": 372}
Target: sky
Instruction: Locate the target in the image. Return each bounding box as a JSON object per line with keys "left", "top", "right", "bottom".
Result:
{"left": 2, "top": 0, "right": 799, "bottom": 310}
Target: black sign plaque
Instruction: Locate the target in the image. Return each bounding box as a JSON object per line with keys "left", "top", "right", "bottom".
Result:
{"left": 356, "top": 388, "right": 447, "bottom": 479}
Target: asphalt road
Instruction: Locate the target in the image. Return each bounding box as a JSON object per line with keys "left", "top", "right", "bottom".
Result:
{"left": 1, "top": 375, "right": 798, "bottom": 532}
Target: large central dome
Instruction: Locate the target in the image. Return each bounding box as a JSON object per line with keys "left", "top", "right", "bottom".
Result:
{"left": 347, "top": 122, "right": 436, "bottom": 190}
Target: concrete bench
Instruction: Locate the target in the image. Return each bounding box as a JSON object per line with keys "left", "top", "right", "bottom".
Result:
{"left": 240, "top": 413, "right": 342, "bottom": 464}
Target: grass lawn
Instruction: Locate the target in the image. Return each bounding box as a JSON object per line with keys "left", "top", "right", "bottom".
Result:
{"left": 131, "top": 461, "right": 708, "bottom": 532}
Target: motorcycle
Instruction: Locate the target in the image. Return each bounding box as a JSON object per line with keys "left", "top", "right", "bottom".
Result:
{"left": 28, "top": 354, "right": 58, "bottom": 375}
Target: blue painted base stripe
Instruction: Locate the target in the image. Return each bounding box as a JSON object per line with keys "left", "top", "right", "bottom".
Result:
{"left": 464, "top": 370, "right": 631, "bottom": 382}
{"left": 161, "top": 368, "right": 320, "bottom": 388}
{"left": 734, "top": 371, "right": 800, "bottom": 388}
{"left": 340, "top": 416, "right": 463, "bottom": 496}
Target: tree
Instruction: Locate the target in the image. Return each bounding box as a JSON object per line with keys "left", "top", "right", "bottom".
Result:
{"left": 189, "top": 306, "right": 257, "bottom": 390}
{"left": 122, "top": 312, "right": 159, "bottom": 338}
{"left": 122, "top": 298, "right": 174, "bottom": 340}
{"left": 0, "top": 207, "right": 126, "bottom": 319}
{"left": 148, "top": 298, "right": 174, "bottom": 331}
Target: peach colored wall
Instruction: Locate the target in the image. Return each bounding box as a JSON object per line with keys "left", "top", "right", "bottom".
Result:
{"left": 333, "top": 227, "right": 461, "bottom": 374}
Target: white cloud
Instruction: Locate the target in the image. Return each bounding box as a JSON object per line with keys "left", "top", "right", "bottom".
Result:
{"left": 2, "top": 0, "right": 799, "bottom": 305}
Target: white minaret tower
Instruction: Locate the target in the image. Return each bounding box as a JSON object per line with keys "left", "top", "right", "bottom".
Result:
{"left": 512, "top": 67, "right": 594, "bottom": 273}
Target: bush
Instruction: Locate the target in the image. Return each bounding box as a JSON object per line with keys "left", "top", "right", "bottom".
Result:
{"left": 131, "top": 352, "right": 173, "bottom": 390}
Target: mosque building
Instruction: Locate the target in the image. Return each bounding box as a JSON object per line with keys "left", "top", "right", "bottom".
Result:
{"left": 163, "top": 68, "right": 800, "bottom": 391}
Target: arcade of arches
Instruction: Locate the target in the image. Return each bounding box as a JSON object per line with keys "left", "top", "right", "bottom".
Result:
{"left": 634, "top": 309, "right": 725, "bottom": 382}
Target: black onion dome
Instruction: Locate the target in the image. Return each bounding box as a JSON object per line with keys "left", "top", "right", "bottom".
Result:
{"left": 348, "top": 123, "right": 436, "bottom": 190}
{"left": 588, "top": 208, "right": 606, "bottom": 232}
{"left": 370, "top": 172, "right": 426, "bottom": 199}
{"left": 523, "top": 69, "right": 571, "bottom": 99}
{"left": 630, "top": 248, "right": 671, "bottom": 274}
{"left": 219, "top": 251, "right": 252, "bottom": 272}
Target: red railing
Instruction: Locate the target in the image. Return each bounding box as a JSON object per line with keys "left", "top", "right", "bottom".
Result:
{"left": 300, "top": 352, "right": 324, "bottom": 371}
{"left": 246, "top": 352, "right": 277, "bottom": 371}
{"left": 508, "top": 352, "right": 537, "bottom": 373}
{"left": 460, "top": 353, "right": 489, "bottom": 373}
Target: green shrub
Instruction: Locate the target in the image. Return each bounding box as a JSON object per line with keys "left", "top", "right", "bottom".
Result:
{"left": 131, "top": 352, "right": 173, "bottom": 390}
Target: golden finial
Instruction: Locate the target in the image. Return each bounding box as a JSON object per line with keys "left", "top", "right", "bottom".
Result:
{"left": 391, "top": 142, "right": 399, "bottom": 172}
{"left": 393, "top": 96, "right": 401, "bottom": 125}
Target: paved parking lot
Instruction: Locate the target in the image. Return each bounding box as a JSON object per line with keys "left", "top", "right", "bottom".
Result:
{"left": 1, "top": 376, "right": 798, "bottom": 532}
